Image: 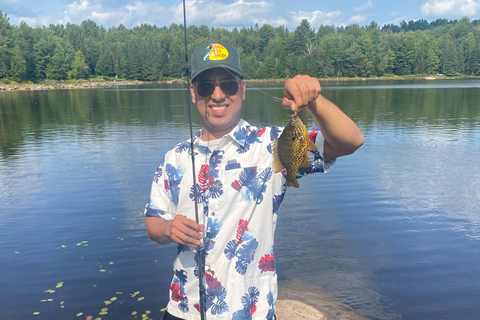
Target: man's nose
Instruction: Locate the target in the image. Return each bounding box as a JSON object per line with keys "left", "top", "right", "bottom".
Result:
{"left": 211, "top": 83, "right": 226, "bottom": 100}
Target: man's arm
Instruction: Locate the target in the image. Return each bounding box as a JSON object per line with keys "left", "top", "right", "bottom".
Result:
{"left": 146, "top": 215, "right": 204, "bottom": 247}
{"left": 282, "top": 75, "right": 364, "bottom": 161}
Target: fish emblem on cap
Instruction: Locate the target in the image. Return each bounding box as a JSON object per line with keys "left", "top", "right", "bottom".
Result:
{"left": 202, "top": 43, "right": 229, "bottom": 61}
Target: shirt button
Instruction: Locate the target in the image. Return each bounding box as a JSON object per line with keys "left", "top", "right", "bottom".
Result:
{"left": 211, "top": 212, "right": 215, "bottom": 216}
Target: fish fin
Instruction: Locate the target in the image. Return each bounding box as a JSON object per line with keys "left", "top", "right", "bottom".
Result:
{"left": 272, "top": 139, "right": 285, "bottom": 172}
{"left": 300, "top": 155, "right": 310, "bottom": 168}
{"left": 286, "top": 176, "right": 300, "bottom": 188}
{"left": 307, "top": 139, "right": 317, "bottom": 150}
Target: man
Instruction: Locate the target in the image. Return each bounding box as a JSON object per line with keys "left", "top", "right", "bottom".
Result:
{"left": 145, "top": 42, "right": 364, "bottom": 320}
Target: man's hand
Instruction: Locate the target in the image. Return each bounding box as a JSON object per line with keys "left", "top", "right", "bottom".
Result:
{"left": 281, "top": 75, "right": 364, "bottom": 161}
{"left": 282, "top": 75, "right": 321, "bottom": 114}
{"left": 146, "top": 215, "right": 204, "bottom": 248}
{"left": 168, "top": 215, "right": 205, "bottom": 247}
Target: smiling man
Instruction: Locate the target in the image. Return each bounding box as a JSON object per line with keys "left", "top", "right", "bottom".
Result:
{"left": 145, "top": 42, "right": 364, "bottom": 320}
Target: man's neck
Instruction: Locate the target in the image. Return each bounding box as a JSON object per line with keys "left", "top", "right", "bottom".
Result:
{"left": 200, "top": 124, "right": 238, "bottom": 141}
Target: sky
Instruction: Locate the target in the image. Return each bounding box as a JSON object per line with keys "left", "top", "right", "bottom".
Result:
{"left": 1, "top": 0, "right": 480, "bottom": 31}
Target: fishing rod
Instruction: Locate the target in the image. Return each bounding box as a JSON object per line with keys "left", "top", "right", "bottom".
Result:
{"left": 182, "top": 1, "right": 207, "bottom": 320}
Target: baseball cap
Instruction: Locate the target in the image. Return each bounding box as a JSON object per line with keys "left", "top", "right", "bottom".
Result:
{"left": 190, "top": 42, "right": 243, "bottom": 82}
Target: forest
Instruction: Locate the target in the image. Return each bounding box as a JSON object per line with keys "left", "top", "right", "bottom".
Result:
{"left": 1, "top": 10, "right": 480, "bottom": 83}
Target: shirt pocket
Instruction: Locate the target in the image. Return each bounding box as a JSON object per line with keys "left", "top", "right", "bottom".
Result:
{"left": 222, "top": 155, "right": 275, "bottom": 207}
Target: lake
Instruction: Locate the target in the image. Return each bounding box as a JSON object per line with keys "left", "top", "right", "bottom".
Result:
{"left": 1, "top": 79, "right": 480, "bottom": 320}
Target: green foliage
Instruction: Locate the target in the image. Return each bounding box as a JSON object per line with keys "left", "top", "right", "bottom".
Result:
{"left": 0, "top": 15, "right": 479, "bottom": 82}
{"left": 46, "top": 37, "right": 74, "bottom": 80}
{"left": 96, "top": 48, "right": 115, "bottom": 76}
{"left": 68, "top": 50, "right": 89, "bottom": 79}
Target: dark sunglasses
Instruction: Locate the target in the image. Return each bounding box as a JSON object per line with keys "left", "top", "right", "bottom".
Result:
{"left": 196, "top": 80, "right": 240, "bottom": 97}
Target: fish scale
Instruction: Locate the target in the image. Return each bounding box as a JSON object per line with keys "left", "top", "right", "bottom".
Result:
{"left": 272, "top": 115, "right": 317, "bottom": 188}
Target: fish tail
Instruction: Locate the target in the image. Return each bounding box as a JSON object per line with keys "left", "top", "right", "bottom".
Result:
{"left": 286, "top": 172, "right": 299, "bottom": 188}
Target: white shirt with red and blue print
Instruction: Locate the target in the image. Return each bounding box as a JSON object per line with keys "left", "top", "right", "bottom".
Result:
{"left": 145, "top": 119, "right": 335, "bottom": 320}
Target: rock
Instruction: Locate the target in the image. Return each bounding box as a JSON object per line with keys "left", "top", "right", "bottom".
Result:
{"left": 278, "top": 280, "right": 370, "bottom": 320}
{"left": 276, "top": 299, "right": 327, "bottom": 319}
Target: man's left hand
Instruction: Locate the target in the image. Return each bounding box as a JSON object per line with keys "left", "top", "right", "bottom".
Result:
{"left": 282, "top": 75, "right": 321, "bottom": 114}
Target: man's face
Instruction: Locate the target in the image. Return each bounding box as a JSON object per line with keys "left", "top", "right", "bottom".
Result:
{"left": 190, "top": 68, "right": 246, "bottom": 140}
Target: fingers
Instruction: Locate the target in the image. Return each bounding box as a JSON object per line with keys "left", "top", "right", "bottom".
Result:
{"left": 169, "top": 215, "right": 205, "bottom": 248}
{"left": 282, "top": 75, "right": 321, "bottom": 113}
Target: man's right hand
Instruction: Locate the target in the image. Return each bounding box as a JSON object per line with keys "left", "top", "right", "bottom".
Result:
{"left": 167, "top": 215, "right": 205, "bottom": 247}
{"left": 146, "top": 215, "right": 204, "bottom": 248}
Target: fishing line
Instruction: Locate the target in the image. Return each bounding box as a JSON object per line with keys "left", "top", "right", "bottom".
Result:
{"left": 221, "top": 67, "right": 285, "bottom": 102}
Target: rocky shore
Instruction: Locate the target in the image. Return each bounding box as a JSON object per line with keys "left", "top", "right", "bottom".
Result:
{"left": 0, "top": 79, "right": 156, "bottom": 92}
{"left": 2, "top": 75, "right": 474, "bottom": 92}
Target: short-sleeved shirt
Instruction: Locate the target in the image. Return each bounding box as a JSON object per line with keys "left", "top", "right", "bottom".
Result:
{"left": 145, "top": 119, "right": 334, "bottom": 320}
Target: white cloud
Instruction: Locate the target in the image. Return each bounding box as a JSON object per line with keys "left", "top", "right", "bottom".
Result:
{"left": 0, "top": 0, "right": 21, "bottom": 4}
{"left": 54, "top": 0, "right": 274, "bottom": 29}
{"left": 288, "top": 10, "right": 342, "bottom": 29}
{"left": 421, "top": 0, "right": 480, "bottom": 17}
{"left": 4, "top": 0, "right": 345, "bottom": 30}
{"left": 58, "top": 0, "right": 170, "bottom": 28}
{"left": 173, "top": 0, "right": 271, "bottom": 27}
{"left": 354, "top": 0, "right": 374, "bottom": 12}
{"left": 385, "top": 16, "right": 409, "bottom": 25}
{"left": 347, "top": 14, "right": 368, "bottom": 24}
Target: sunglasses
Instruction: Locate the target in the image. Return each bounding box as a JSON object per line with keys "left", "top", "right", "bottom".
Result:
{"left": 195, "top": 80, "right": 240, "bottom": 97}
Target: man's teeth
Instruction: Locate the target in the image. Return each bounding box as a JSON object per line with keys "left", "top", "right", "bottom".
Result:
{"left": 211, "top": 106, "right": 226, "bottom": 111}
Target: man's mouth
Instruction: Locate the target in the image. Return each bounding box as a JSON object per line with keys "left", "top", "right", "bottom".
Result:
{"left": 210, "top": 105, "right": 228, "bottom": 111}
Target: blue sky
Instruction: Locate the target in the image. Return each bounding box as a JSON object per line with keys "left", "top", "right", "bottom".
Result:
{"left": 1, "top": 0, "right": 480, "bottom": 30}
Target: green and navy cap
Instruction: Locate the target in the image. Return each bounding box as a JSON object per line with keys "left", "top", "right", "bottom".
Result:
{"left": 190, "top": 42, "right": 243, "bottom": 82}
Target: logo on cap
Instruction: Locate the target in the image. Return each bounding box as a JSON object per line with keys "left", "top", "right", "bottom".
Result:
{"left": 202, "top": 43, "right": 229, "bottom": 61}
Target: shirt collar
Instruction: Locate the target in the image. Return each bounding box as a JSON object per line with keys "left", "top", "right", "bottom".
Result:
{"left": 192, "top": 119, "right": 251, "bottom": 152}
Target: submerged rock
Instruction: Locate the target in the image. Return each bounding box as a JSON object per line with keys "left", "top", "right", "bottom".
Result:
{"left": 277, "top": 280, "right": 370, "bottom": 320}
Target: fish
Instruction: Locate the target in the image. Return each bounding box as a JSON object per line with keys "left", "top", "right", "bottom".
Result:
{"left": 272, "top": 114, "right": 317, "bottom": 188}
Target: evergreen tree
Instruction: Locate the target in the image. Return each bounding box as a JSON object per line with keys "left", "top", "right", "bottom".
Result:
{"left": 10, "top": 44, "right": 26, "bottom": 81}
{"left": 0, "top": 17, "right": 478, "bottom": 82}
{"left": 68, "top": 50, "right": 89, "bottom": 79}
{"left": 0, "top": 10, "right": 12, "bottom": 79}
{"left": 96, "top": 48, "right": 115, "bottom": 76}
{"left": 293, "top": 19, "right": 316, "bottom": 54}
{"left": 442, "top": 41, "right": 460, "bottom": 76}
{"left": 46, "top": 38, "right": 74, "bottom": 80}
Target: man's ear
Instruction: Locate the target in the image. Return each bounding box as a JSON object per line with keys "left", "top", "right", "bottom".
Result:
{"left": 190, "top": 83, "right": 196, "bottom": 104}
{"left": 241, "top": 81, "right": 246, "bottom": 101}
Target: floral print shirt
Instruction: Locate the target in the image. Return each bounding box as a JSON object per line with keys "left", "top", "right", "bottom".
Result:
{"left": 145, "top": 119, "right": 334, "bottom": 320}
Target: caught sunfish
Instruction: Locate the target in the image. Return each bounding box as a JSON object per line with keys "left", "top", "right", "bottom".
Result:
{"left": 272, "top": 114, "right": 317, "bottom": 188}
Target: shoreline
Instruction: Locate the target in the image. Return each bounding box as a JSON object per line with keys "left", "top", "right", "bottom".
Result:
{"left": 1, "top": 75, "right": 479, "bottom": 92}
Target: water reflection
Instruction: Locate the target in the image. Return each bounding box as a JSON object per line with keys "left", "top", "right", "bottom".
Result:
{"left": 1, "top": 80, "right": 480, "bottom": 320}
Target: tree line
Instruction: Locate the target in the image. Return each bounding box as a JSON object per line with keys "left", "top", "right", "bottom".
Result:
{"left": 1, "top": 10, "right": 480, "bottom": 83}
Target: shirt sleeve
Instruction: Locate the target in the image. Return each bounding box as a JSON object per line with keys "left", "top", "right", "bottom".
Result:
{"left": 296, "top": 129, "right": 336, "bottom": 178}
{"left": 144, "top": 161, "right": 176, "bottom": 220}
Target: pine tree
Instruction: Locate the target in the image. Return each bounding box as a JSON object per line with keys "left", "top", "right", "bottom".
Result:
{"left": 10, "top": 44, "right": 26, "bottom": 81}
{"left": 68, "top": 50, "right": 89, "bottom": 79}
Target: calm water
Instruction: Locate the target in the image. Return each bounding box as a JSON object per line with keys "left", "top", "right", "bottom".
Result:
{"left": 1, "top": 79, "right": 480, "bottom": 320}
